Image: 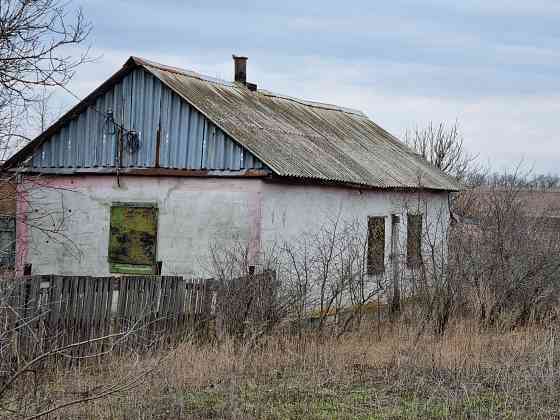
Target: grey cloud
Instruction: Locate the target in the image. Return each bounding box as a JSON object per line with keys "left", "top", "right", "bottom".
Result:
{"left": 61, "top": 1, "right": 560, "bottom": 173}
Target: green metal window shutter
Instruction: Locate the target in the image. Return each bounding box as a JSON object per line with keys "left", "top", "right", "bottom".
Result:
{"left": 109, "top": 204, "right": 158, "bottom": 274}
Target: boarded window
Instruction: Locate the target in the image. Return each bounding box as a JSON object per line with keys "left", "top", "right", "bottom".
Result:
{"left": 407, "top": 214, "right": 423, "bottom": 268}
{"left": 0, "top": 216, "right": 15, "bottom": 268}
{"left": 367, "top": 216, "right": 385, "bottom": 274}
{"left": 109, "top": 204, "right": 158, "bottom": 274}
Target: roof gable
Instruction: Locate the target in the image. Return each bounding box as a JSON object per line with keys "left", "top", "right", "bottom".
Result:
{"left": 7, "top": 64, "right": 267, "bottom": 172}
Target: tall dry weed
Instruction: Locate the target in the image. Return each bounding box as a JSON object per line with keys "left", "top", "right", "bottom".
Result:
{"left": 5, "top": 320, "right": 558, "bottom": 419}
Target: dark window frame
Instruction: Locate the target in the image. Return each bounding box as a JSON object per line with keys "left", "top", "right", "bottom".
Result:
{"left": 406, "top": 213, "right": 423, "bottom": 268}
{"left": 367, "top": 216, "right": 386, "bottom": 275}
{"left": 0, "top": 215, "right": 15, "bottom": 268}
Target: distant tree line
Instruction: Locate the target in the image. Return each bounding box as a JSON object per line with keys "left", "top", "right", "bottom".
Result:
{"left": 405, "top": 121, "right": 559, "bottom": 190}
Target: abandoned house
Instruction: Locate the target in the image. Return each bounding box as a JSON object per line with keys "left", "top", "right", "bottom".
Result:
{"left": 3, "top": 56, "right": 458, "bottom": 277}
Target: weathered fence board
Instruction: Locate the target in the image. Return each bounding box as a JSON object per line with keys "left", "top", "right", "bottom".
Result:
{"left": 4, "top": 275, "right": 217, "bottom": 361}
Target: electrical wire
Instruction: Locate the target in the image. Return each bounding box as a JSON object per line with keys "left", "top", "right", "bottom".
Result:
{"left": 55, "top": 76, "right": 140, "bottom": 188}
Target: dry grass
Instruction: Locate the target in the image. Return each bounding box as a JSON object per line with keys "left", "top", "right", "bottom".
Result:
{"left": 6, "top": 320, "right": 560, "bottom": 419}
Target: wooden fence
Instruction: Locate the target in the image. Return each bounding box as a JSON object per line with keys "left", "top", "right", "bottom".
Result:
{"left": 4, "top": 275, "right": 217, "bottom": 360}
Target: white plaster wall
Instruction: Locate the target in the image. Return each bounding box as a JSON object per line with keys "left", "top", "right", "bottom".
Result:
{"left": 20, "top": 176, "right": 263, "bottom": 277}
{"left": 19, "top": 175, "right": 450, "bottom": 279}
{"left": 260, "top": 182, "right": 450, "bottom": 269}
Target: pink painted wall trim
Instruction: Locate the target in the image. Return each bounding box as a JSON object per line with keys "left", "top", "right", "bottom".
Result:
{"left": 32, "top": 175, "right": 265, "bottom": 192}
{"left": 15, "top": 180, "right": 29, "bottom": 276}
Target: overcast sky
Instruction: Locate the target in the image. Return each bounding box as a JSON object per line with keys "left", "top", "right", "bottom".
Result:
{"left": 57, "top": 0, "right": 560, "bottom": 174}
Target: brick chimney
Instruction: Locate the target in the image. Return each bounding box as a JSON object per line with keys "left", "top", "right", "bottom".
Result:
{"left": 232, "top": 55, "right": 257, "bottom": 91}
{"left": 232, "top": 55, "right": 247, "bottom": 85}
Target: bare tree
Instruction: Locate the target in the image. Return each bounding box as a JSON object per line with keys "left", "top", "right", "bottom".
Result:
{"left": 402, "top": 166, "right": 560, "bottom": 335}
{"left": 207, "top": 216, "right": 389, "bottom": 341}
{"left": 451, "top": 171, "right": 560, "bottom": 329}
{"left": 208, "top": 239, "right": 283, "bottom": 341}
{"left": 405, "top": 121, "right": 477, "bottom": 182}
{"left": 28, "top": 87, "right": 61, "bottom": 134}
{"left": 0, "top": 0, "right": 91, "bottom": 274}
{"left": 0, "top": 0, "right": 91, "bottom": 159}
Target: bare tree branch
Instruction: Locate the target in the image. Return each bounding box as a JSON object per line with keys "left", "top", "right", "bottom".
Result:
{"left": 0, "top": 0, "right": 91, "bottom": 158}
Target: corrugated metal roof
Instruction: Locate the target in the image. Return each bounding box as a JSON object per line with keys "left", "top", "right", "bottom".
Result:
{"left": 6, "top": 56, "right": 459, "bottom": 191}
{"left": 134, "top": 57, "right": 458, "bottom": 191}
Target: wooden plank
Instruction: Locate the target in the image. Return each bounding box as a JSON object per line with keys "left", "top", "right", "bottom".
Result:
{"left": 133, "top": 276, "right": 142, "bottom": 346}
{"left": 84, "top": 277, "right": 96, "bottom": 355}
{"left": 10, "top": 280, "right": 22, "bottom": 361}
{"left": 176, "top": 277, "right": 186, "bottom": 334}
{"left": 167, "top": 277, "right": 178, "bottom": 341}
{"left": 192, "top": 279, "right": 199, "bottom": 316}
{"left": 116, "top": 276, "right": 128, "bottom": 353}
{"left": 202, "top": 279, "right": 213, "bottom": 322}
{"left": 148, "top": 275, "right": 161, "bottom": 340}
{"left": 89, "top": 278, "right": 99, "bottom": 355}
{"left": 166, "top": 277, "right": 176, "bottom": 335}
{"left": 63, "top": 276, "right": 74, "bottom": 350}
{"left": 46, "top": 276, "right": 57, "bottom": 339}
{"left": 52, "top": 275, "right": 63, "bottom": 350}
{"left": 156, "top": 276, "right": 165, "bottom": 337}
{"left": 87, "top": 277, "right": 97, "bottom": 346}
{"left": 19, "top": 277, "right": 31, "bottom": 358}
{"left": 161, "top": 276, "right": 171, "bottom": 337}
{"left": 5, "top": 279, "right": 19, "bottom": 361}
{"left": 98, "top": 278, "right": 108, "bottom": 355}
{"left": 73, "top": 276, "right": 84, "bottom": 358}
{"left": 69, "top": 276, "right": 80, "bottom": 354}
{"left": 116, "top": 276, "right": 127, "bottom": 328}
{"left": 143, "top": 276, "right": 153, "bottom": 345}
{"left": 58, "top": 277, "right": 68, "bottom": 350}
{"left": 122, "top": 276, "right": 132, "bottom": 348}
{"left": 185, "top": 280, "right": 193, "bottom": 327}
{"left": 126, "top": 276, "right": 137, "bottom": 349}
{"left": 92, "top": 277, "right": 105, "bottom": 355}
{"left": 133, "top": 276, "right": 143, "bottom": 347}
{"left": 27, "top": 276, "right": 40, "bottom": 358}
{"left": 127, "top": 276, "right": 139, "bottom": 348}
{"left": 139, "top": 276, "right": 151, "bottom": 346}
{"left": 79, "top": 277, "right": 88, "bottom": 356}
{"left": 71, "top": 276, "right": 81, "bottom": 358}
{"left": 173, "top": 277, "right": 182, "bottom": 339}
{"left": 78, "top": 276, "right": 89, "bottom": 358}
{"left": 15, "top": 278, "right": 25, "bottom": 358}
{"left": 177, "top": 277, "right": 186, "bottom": 338}
{"left": 170, "top": 277, "right": 180, "bottom": 340}
{"left": 102, "top": 277, "right": 115, "bottom": 353}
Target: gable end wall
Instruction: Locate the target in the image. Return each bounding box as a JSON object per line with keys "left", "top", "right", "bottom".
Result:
{"left": 30, "top": 68, "right": 267, "bottom": 172}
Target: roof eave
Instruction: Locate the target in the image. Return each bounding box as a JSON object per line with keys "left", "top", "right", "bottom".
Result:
{"left": 266, "top": 173, "right": 460, "bottom": 192}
